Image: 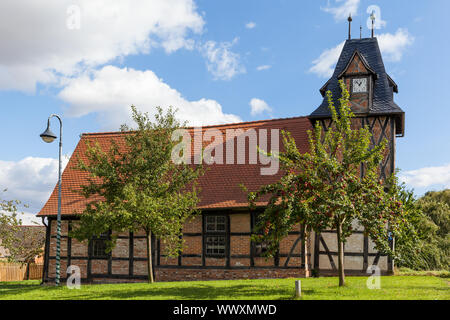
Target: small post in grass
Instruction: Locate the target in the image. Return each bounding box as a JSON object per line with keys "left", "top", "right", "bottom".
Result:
{"left": 295, "top": 280, "right": 301, "bottom": 298}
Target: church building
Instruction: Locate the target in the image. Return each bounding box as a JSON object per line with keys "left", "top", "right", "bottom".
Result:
{"left": 38, "top": 29, "right": 405, "bottom": 283}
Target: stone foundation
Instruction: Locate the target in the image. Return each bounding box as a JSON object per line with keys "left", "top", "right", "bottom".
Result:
{"left": 155, "top": 267, "right": 310, "bottom": 282}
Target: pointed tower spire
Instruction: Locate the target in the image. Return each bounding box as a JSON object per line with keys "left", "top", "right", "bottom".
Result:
{"left": 360, "top": 24, "right": 362, "bottom": 39}
{"left": 347, "top": 14, "right": 353, "bottom": 39}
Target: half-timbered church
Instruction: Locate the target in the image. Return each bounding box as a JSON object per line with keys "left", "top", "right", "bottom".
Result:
{"left": 38, "top": 27, "right": 405, "bottom": 283}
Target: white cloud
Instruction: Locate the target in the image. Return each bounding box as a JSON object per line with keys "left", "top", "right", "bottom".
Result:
{"left": 14, "top": 211, "right": 43, "bottom": 226}
{"left": 250, "top": 98, "right": 272, "bottom": 116}
{"left": 400, "top": 164, "right": 450, "bottom": 189}
{"left": 309, "top": 41, "right": 345, "bottom": 78}
{"left": 59, "top": 65, "right": 242, "bottom": 129}
{"left": 0, "top": 156, "right": 70, "bottom": 224}
{"left": 321, "top": 0, "right": 360, "bottom": 21}
{"left": 200, "top": 38, "right": 246, "bottom": 81}
{"left": 0, "top": 209, "right": 43, "bottom": 226}
{"left": 309, "top": 28, "right": 414, "bottom": 78}
{"left": 245, "top": 22, "right": 256, "bottom": 29}
{"left": 256, "top": 65, "right": 272, "bottom": 71}
{"left": 377, "top": 28, "right": 414, "bottom": 62}
{"left": 0, "top": 0, "right": 204, "bottom": 92}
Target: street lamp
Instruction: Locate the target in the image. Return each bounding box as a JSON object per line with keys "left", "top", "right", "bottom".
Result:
{"left": 40, "top": 114, "right": 62, "bottom": 286}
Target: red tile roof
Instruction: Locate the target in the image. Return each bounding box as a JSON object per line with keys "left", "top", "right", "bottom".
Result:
{"left": 37, "top": 116, "right": 312, "bottom": 216}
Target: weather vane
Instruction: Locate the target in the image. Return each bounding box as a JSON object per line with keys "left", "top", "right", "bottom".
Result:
{"left": 370, "top": 10, "right": 376, "bottom": 38}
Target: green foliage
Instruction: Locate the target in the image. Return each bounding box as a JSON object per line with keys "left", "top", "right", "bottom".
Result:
{"left": 71, "top": 106, "right": 203, "bottom": 258}
{"left": 396, "top": 267, "right": 450, "bottom": 278}
{"left": 0, "top": 192, "right": 22, "bottom": 260}
{"left": 0, "top": 191, "right": 43, "bottom": 264}
{"left": 246, "top": 80, "right": 415, "bottom": 283}
{"left": 422, "top": 189, "right": 450, "bottom": 205}
{"left": 395, "top": 189, "right": 449, "bottom": 270}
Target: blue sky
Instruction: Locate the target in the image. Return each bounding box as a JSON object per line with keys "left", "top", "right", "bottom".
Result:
{"left": 0, "top": 0, "right": 449, "bottom": 223}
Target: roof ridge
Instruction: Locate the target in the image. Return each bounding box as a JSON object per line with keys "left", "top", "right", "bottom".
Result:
{"left": 347, "top": 37, "right": 377, "bottom": 42}
{"left": 81, "top": 115, "right": 310, "bottom": 137}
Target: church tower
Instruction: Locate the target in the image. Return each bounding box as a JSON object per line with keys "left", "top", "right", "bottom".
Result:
{"left": 308, "top": 23, "right": 405, "bottom": 275}
{"left": 309, "top": 37, "right": 405, "bottom": 180}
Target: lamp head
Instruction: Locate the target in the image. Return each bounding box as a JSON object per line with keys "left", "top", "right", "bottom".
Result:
{"left": 40, "top": 120, "right": 57, "bottom": 143}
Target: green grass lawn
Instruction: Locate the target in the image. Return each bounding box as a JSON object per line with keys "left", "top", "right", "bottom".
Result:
{"left": 0, "top": 276, "right": 448, "bottom": 300}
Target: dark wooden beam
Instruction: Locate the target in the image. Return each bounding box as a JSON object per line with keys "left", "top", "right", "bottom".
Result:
{"left": 300, "top": 225, "right": 305, "bottom": 268}
{"left": 182, "top": 233, "right": 202, "bottom": 237}
{"left": 67, "top": 221, "right": 72, "bottom": 269}
{"left": 178, "top": 233, "right": 182, "bottom": 266}
{"left": 319, "top": 236, "right": 337, "bottom": 270}
{"left": 201, "top": 213, "right": 205, "bottom": 267}
{"left": 226, "top": 213, "right": 231, "bottom": 268}
{"left": 285, "top": 234, "right": 302, "bottom": 267}
{"left": 313, "top": 232, "right": 320, "bottom": 271}
{"left": 157, "top": 239, "right": 160, "bottom": 266}
{"left": 250, "top": 211, "right": 255, "bottom": 267}
{"left": 155, "top": 265, "right": 306, "bottom": 270}
{"left": 363, "top": 234, "right": 369, "bottom": 270}
{"left": 42, "top": 218, "right": 52, "bottom": 282}
{"left": 87, "top": 236, "right": 92, "bottom": 281}
{"left": 107, "top": 230, "right": 112, "bottom": 276}
{"left": 129, "top": 232, "right": 134, "bottom": 276}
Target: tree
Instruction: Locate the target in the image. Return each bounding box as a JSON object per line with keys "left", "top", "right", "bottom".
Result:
{"left": 71, "top": 106, "right": 203, "bottom": 283}
{"left": 246, "top": 80, "right": 412, "bottom": 286}
{"left": 395, "top": 188, "right": 449, "bottom": 270}
{"left": 0, "top": 192, "right": 22, "bottom": 259}
{"left": 1, "top": 191, "right": 45, "bottom": 278}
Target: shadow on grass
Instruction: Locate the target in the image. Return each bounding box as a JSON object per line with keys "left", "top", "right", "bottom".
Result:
{"left": 0, "top": 281, "right": 294, "bottom": 300}
{"left": 85, "top": 283, "right": 293, "bottom": 300}
{"left": 0, "top": 281, "right": 55, "bottom": 298}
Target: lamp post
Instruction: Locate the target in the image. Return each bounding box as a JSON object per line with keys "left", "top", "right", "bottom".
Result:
{"left": 40, "top": 114, "right": 62, "bottom": 286}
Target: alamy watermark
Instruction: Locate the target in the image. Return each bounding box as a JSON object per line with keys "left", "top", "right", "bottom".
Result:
{"left": 66, "top": 265, "right": 81, "bottom": 289}
{"left": 171, "top": 127, "right": 280, "bottom": 176}
{"left": 67, "top": 5, "right": 81, "bottom": 30}
{"left": 366, "top": 265, "right": 381, "bottom": 289}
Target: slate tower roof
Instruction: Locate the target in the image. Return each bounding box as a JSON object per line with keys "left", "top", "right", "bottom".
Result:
{"left": 309, "top": 37, "right": 405, "bottom": 136}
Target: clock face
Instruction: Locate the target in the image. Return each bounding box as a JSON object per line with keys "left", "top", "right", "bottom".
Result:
{"left": 352, "top": 78, "right": 368, "bottom": 93}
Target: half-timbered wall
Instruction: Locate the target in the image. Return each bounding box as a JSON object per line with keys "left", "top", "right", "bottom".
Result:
{"left": 43, "top": 211, "right": 310, "bottom": 283}
{"left": 311, "top": 115, "right": 396, "bottom": 275}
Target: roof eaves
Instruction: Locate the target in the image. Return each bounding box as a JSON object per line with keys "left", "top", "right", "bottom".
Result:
{"left": 319, "top": 79, "right": 331, "bottom": 97}
{"left": 387, "top": 74, "right": 399, "bottom": 93}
